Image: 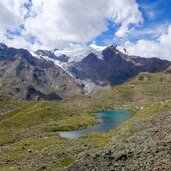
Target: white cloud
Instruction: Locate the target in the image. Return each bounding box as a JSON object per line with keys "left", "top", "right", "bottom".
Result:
{"left": 0, "top": 0, "right": 25, "bottom": 30}
{"left": 0, "top": 0, "right": 32, "bottom": 49}
{"left": 111, "top": 0, "right": 143, "bottom": 37}
{"left": 123, "top": 25, "right": 171, "bottom": 61}
{"left": 128, "top": 23, "right": 169, "bottom": 40}
{"left": 0, "top": 0, "right": 142, "bottom": 50}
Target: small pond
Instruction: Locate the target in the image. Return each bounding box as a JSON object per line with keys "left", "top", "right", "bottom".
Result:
{"left": 58, "top": 110, "right": 132, "bottom": 139}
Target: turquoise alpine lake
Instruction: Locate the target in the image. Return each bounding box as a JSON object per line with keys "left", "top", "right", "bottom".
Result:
{"left": 58, "top": 110, "right": 132, "bottom": 139}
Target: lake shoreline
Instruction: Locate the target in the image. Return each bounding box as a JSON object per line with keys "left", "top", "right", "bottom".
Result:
{"left": 58, "top": 110, "right": 132, "bottom": 139}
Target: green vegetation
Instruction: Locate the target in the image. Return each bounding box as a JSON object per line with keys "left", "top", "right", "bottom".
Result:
{"left": 0, "top": 72, "right": 171, "bottom": 170}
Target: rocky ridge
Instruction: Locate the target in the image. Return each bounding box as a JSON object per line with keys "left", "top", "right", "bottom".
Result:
{"left": 0, "top": 44, "right": 81, "bottom": 100}
{"left": 34, "top": 45, "right": 170, "bottom": 93}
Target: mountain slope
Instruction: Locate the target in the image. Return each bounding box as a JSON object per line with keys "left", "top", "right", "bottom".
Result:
{"left": 0, "top": 44, "right": 81, "bottom": 100}
{"left": 35, "top": 45, "right": 170, "bottom": 93}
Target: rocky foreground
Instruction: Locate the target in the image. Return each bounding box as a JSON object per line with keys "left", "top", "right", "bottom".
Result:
{"left": 67, "top": 110, "right": 171, "bottom": 171}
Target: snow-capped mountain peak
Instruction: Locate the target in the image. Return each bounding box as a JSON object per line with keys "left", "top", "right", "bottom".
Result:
{"left": 34, "top": 44, "right": 127, "bottom": 64}
{"left": 1, "top": 42, "right": 170, "bottom": 95}
{"left": 89, "top": 43, "right": 107, "bottom": 51}
{"left": 54, "top": 46, "right": 103, "bottom": 62}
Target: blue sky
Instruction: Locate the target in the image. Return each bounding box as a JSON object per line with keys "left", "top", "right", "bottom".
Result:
{"left": 95, "top": 0, "right": 171, "bottom": 46}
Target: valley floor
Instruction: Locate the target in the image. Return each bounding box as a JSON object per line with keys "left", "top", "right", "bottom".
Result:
{"left": 0, "top": 72, "right": 171, "bottom": 170}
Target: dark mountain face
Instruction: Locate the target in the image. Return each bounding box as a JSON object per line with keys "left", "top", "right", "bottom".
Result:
{"left": 68, "top": 45, "right": 170, "bottom": 87}
{"left": 0, "top": 45, "right": 81, "bottom": 100}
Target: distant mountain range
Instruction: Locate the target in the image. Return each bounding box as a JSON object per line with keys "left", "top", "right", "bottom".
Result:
{"left": 0, "top": 43, "right": 170, "bottom": 100}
